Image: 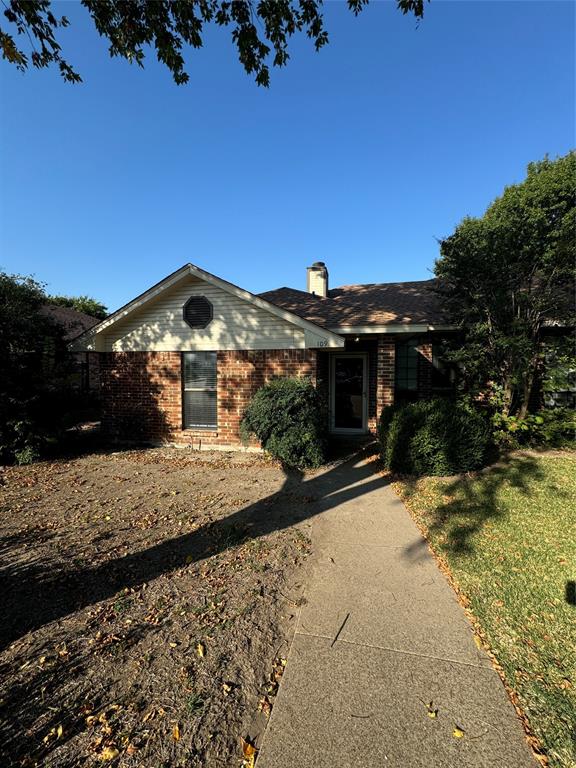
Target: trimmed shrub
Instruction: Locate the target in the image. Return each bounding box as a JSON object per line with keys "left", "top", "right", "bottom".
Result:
{"left": 241, "top": 377, "right": 326, "bottom": 469}
{"left": 378, "top": 398, "right": 491, "bottom": 476}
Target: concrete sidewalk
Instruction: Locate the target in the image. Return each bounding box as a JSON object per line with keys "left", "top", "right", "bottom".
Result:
{"left": 258, "top": 452, "right": 535, "bottom": 768}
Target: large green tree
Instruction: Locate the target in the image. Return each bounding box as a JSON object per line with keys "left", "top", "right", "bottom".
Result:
{"left": 435, "top": 152, "right": 576, "bottom": 418}
{"left": 1, "top": 0, "right": 425, "bottom": 87}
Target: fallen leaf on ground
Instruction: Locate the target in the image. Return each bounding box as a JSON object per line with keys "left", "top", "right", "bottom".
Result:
{"left": 453, "top": 726, "right": 465, "bottom": 739}
{"left": 258, "top": 696, "right": 272, "bottom": 718}
{"left": 172, "top": 724, "right": 180, "bottom": 741}
{"left": 241, "top": 736, "right": 258, "bottom": 766}
{"left": 196, "top": 642, "right": 206, "bottom": 658}
{"left": 97, "top": 746, "right": 120, "bottom": 760}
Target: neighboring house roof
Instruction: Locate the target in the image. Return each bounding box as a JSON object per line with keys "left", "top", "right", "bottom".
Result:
{"left": 71, "top": 263, "right": 345, "bottom": 351}
{"left": 259, "top": 279, "right": 447, "bottom": 331}
{"left": 40, "top": 304, "right": 100, "bottom": 342}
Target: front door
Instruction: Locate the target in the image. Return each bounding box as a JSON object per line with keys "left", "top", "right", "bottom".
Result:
{"left": 330, "top": 354, "right": 368, "bottom": 433}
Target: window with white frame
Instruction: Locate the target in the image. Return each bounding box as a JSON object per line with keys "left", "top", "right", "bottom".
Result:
{"left": 182, "top": 352, "right": 217, "bottom": 429}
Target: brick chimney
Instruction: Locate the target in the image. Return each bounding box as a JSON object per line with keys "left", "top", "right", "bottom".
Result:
{"left": 306, "top": 261, "right": 329, "bottom": 297}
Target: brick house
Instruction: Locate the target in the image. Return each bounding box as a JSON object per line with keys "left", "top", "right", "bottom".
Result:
{"left": 71, "top": 262, "right": 454, "bottom": 448}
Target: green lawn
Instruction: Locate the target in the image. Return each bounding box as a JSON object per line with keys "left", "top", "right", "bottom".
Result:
{"left": 394, "top": 452, "right": 576, "bottom": 768}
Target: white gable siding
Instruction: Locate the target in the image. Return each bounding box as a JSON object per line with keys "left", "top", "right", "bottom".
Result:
{"left": 102, "top": 276, "right": 306, "bottom": 352}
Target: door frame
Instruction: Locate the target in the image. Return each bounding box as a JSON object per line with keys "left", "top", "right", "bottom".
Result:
{"left": 329, "top": 353, "right": 369, "bottom": 434}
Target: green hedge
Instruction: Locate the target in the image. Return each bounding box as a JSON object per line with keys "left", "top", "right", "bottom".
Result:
{"left": 378, "top": 398, "right": 491, "bottom": 476}
{"left": 241, "top": 377, "right": 326, "bottom": 469}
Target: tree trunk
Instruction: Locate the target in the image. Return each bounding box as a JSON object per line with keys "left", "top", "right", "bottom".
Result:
{"left": 518, "top": 376, "right": 533, "bottom": 419}
{"left": 502, "top": 377, "right": 514, "bottom": 416}
{"left": 518, "top": 352, "right": 540, "bottom": 419}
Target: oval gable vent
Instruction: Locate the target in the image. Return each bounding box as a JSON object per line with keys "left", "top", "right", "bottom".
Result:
{"left": 183, "top": 296, "right": 213, "bottom": 329}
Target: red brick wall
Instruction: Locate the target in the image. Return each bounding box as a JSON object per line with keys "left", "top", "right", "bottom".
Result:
{"left": 417, "top": 341, "right": 434, "bottom": 398}
{"left": 99, "top": 342, "right": 437, "bottom": 445}
{"left": 375, "top": 339, "right": 395, "bottom": 427}
{"left": 100, "top": 350, "right": 317, "bottom": 447}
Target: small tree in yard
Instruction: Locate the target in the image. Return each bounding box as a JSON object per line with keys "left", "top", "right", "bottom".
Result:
{"left": 435, "top": 151, "right": 575, "bottom": 419}
{"left": 241, "top": 378, "right": 326, "bottom": 469}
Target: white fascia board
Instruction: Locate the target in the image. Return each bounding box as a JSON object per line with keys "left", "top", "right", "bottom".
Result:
{"left": 70, "top": 262, "right": 344, "bottom": 351}
{"left": 327, "top": 324, "right": 456, "bottom": 335}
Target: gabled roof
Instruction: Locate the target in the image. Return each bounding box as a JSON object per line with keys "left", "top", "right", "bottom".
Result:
{"left": 71, "top": 263, "right": 345, "bottom": 349}
{"left": 259, "top": 279, "right": 448, "bottom": 331}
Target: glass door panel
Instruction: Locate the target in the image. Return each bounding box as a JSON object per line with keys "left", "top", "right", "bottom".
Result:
{"left": 334, "top": 356, "right": 365, "bottom": 430}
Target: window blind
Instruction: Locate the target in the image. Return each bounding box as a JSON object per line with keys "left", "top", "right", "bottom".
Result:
{"left": 182, "top": 352, "right": 217, "bottom": 429}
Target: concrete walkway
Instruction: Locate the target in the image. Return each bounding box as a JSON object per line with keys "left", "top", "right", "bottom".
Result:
{"left": 258, "top": 452, "right": 536, "bottom": 768}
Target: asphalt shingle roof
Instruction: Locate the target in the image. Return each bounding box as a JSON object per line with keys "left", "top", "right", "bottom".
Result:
{"left": 259, "top": 279, "right": 445, "bottom": 328}
{"left": 40, "top": 305, "right": 100, "bottom": 342}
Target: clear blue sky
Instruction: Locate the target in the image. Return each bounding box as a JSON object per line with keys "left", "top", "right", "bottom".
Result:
{"left": 0, "top": 0, "right": 574, "bottom": 312}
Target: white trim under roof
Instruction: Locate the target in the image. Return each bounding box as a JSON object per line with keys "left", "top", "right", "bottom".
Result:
{"left": 327, "top": 324, "right": 456, "bottom": 334}
{"left": 70, "top": 263, "right": 345, "bottom": 350}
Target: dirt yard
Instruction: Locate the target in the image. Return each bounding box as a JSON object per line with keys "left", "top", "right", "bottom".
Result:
{"left": 0, "top": 448, "right": 315, "bottom": 768}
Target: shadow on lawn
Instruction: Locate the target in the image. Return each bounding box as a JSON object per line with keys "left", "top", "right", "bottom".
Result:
{"left": 0, "top": 446, "right": 386, "bottom": 653}
{"left": 403, "top": 452, "right": 546, "bottom": 559}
